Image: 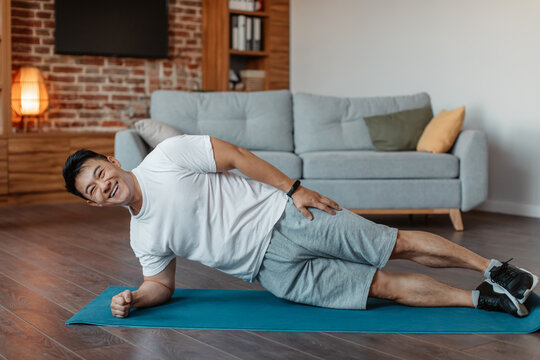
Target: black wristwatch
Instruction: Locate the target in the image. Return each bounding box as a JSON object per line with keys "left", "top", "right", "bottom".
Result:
{"left": 286, "top": 180, "right": 301, "bottom": 198}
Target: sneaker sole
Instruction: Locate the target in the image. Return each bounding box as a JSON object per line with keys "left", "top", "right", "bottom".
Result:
{"left": 487, "top": 267, "right": 539, "bottom": 304}
{"left": 518, "top": 269, "right": 539, "bottom": 304}
{"left": 490, "top": 282, "right": 529, "bottom": 317}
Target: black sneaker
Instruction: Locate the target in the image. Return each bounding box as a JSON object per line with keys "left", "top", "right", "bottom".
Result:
{"left": 476, "top": 281, "right": 528, "bottom": 318}
{"left": 487, "top": 258, "right": 538, "bottom": 304}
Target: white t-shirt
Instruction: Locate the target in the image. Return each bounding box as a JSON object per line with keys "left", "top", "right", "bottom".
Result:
{"left": 129, "top": 135, "right": 288, "bottom": 282}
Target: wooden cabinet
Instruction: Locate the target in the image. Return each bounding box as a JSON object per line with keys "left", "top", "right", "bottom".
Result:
{"left": 1, "top": 133, "right": 115, "bottom": 206}
{"left": 202, "top": 0, "right": 289, "bottom": 91}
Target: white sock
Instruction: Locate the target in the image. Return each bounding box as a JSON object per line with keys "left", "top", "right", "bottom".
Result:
{"left": 472, "top": 290, "right": 480, "bottom": 308}
{"left": 484, "top": 259, "right": 502, "bottom": 279}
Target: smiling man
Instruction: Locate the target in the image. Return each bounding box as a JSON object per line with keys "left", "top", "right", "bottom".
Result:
{"left": 63, "top": 134, "right": 537, "bottom": 318}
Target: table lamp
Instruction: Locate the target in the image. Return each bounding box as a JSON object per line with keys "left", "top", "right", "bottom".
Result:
{"left": 11, "top": 66, "right": 49, "bottom": 132}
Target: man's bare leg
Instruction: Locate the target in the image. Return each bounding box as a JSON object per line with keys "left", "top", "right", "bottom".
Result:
{"left": 370, "top": 230, "right": 481, "bottom": 307}
{"left": 368, "top": 230, "right": 532, "bottom": 316}
{"left": 390, "top": 230, "right": 491, "bottom": 273}
{"left": 369, "top": 269, "right": 474, "bottom": 307}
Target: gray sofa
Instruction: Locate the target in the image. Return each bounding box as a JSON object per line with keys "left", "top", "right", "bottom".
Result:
{"left": 115, "top": 90, "right": 488, "bottom": 230}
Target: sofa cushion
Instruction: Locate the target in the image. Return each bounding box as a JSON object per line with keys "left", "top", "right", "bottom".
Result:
{"left": 134, "top": 119, "right": 183, "bottom": 148}
{"left": 417, "top": 106, "right": 465, "bottom": 153}
{"left": 150, "top": 90, "right": 293, "bottom": 151}
{"left": 231, "top": 151, "right": 302, "bottom": 180}
{"left": 300, "top": 179, "right": 461, "bottom": 209}
{"left": 293, "top": 92, "right": 432, "bottom": 153}
{"left": 301, "top": 151, "right": 459, "bottom": 179}
{"left": 363, "top": 106, "right": 433, "bottom": 151}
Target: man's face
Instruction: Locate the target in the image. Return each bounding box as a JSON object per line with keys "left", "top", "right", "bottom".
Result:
{"left": 74, "top": 156, "right": 133, "bottom": 207}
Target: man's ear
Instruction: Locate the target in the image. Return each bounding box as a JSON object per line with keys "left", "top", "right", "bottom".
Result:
{"left": 86, "top": 200, "right": 102, "bottom": 207}
{"left": 107, "top": 155, "right": 122, "bottom": 168}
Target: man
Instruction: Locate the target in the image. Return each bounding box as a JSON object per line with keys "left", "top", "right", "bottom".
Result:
{"left": 63, "top": 134, "right": 537, "bottom": 319}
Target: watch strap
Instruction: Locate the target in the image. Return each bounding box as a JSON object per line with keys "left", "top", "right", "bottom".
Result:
{"left": 286, "top": 180, "right": 301, "bottom": 197}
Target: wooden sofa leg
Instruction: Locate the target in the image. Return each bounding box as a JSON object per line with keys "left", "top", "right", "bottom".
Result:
{"left": 449, "top": 209, "right": 464, "bottom": 231}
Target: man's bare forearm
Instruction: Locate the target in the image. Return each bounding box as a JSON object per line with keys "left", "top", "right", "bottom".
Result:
{"left": 234, "top": 147, "right": 295, "bottom": 193}
{"left": 131, "top": 280, "right": 173, "bottom": 308}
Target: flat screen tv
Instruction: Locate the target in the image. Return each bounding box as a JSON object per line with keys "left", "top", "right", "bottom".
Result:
{"left": 55, "top": 0, "right": 168, "bottom": 59}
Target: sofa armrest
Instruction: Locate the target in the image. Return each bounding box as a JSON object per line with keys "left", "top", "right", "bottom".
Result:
{"left": 114, "top": 129, "right": 150, "bottom": 171}
{"left": 451, "top": 130, "right": 488, "bottom": 211}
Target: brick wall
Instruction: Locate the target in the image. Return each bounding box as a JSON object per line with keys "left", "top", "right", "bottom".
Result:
{"left": 11, "top": 0, "right": 202, "bottom": 132}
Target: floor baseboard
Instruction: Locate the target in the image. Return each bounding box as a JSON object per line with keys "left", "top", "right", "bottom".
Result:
{"left": 477, "top": 199, "right": 540, "bottom": 219}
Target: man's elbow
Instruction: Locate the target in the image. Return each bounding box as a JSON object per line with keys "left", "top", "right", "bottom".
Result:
{"left": 166, "top": 286, "right": 174, "bottom": 300}
{"left": 143, "top": 279, "right": 175, "bottom": 301}
{"left": 160, "top": 282, "right": 175, "bottom": 301}
{"left": 156, "top": 285, "right": 174, "bottom": 305}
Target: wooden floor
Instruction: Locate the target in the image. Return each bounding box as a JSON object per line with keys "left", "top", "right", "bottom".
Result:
{"left": 0, "top": 202, "right": 538, "bottom": 360}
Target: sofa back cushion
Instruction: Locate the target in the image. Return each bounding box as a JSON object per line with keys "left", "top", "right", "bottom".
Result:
{"left": 293, "top": 92, "right": 432, "bottom": 153}
{"left": 364, "top": 106, "right": 433, "bottom": 151}
{"left": 151, "top": 90, "right": 293, "bottom": 151}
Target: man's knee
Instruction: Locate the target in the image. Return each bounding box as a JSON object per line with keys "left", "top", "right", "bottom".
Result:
{"left": 369, "top": 269, "right": 397, "bottom": 300}
{"left": 389, "top": 230, "right": 414, "bottom": 260}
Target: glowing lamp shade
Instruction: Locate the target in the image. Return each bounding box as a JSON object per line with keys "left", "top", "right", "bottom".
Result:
{"left": 11, "top": 67, "right": 49, "bottom": 116}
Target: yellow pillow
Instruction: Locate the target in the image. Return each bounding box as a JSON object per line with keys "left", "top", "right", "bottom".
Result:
{"left": 416, "top": 106, "right": 465, "bottom": 153}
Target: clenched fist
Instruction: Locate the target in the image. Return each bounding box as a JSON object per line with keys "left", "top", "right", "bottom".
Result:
{"left": 111, "top": 289, "right": 132, "bottom": 318}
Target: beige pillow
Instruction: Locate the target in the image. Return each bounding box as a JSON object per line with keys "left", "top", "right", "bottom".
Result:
{"left": 417, "top": 106, "right": 465, "bottom": 153}
{"left": 134, "top": 119, "right": 183, "bottom": 148}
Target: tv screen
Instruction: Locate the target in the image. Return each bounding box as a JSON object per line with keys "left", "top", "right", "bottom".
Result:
{"left": 55, "top": 0, "right": 168, "bottom": 59}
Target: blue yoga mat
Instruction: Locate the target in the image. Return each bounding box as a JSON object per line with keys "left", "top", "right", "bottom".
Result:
{"left": 66, "top": 286, "right": 540, "bottom": 333}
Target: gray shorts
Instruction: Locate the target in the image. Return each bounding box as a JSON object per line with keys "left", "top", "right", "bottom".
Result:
{"left": 256, "top": 197, "right": 398, "bottom": 309}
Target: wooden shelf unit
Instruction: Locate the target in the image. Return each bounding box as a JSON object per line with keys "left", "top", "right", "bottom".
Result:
{"left": 229, "top": 49, "right": 269, "bottom": 57}
{"left": 229, "top": 9, "right": 269, "bottom": 17}
{"left": 202, "top": 0, "right": 289, "bottom": 91}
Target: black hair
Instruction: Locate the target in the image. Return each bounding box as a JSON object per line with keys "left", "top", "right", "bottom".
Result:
{"left": 63, "top": 149, "right": 107, "bottom": 200}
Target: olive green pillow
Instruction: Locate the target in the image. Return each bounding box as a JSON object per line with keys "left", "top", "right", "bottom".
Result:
{"left": 364, "top": 106, "right": 434, "bottom": 151}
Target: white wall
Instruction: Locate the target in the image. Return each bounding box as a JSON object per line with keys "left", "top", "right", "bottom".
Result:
{"left": 291, "top": 0, "right": 540, "bottom": 218}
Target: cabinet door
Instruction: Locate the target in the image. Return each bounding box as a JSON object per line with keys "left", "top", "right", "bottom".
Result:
{"left": 70, "top": 136, "right": 115, "bottom": 156}
{"left": 8, "top": 138, "right": 70, "bottom": 194}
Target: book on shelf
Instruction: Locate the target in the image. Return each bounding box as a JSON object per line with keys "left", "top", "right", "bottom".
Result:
{"left": 253, "top": 17, "right": 261, "bottom": 51}
{"left": 240, "top": 70, "right": 265, "bottom": 77}
{"left": 246, "top": 17, "right": 252, "bottom": 51}
{"left": 240, "top": 69, "right": 266, "bottom": 91}
{"left": 238, "top": 15, "right": 246, "bottom": 51}
{"left": 231, "top": 15, "right": 239, "bottom": 50}
{"left": 229, "top": 0, "right": 262, "bottom": 12}
{"left": 230, "top": 15, "right": 263, "bottom": 51}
